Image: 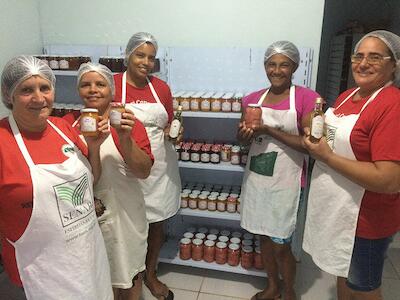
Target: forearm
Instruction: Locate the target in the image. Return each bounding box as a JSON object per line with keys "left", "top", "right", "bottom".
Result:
{"left": 119, "top": 137, "right": 152, "bottom": 179}
{"left": 87, "top": 145, "right": 102, "bottom": 185}
{"left": 257, "top": 125, "right": 307, "bottom": 153}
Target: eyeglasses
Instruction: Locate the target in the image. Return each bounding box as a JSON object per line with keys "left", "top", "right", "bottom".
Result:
{"left": 350, "top": 54, "right": 392, "bottom": 65}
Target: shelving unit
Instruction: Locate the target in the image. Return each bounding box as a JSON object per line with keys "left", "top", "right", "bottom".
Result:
{"left": 178, "top": 161, "right": 244, "bottom": 172}
{"left": 178, "top": 208, "right": 240, "bottom": 221}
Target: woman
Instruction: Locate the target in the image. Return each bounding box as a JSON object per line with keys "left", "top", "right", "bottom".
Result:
{"left": 303, "top": 30, "right": 400, "bottom": 300}
{"left": 113, "top": 32, "right": 181, "bottom": 300}
{"left": 0, "top": 56, "right": 113, "bottom": 299}
{"left": 64, "top": 62, "right": 153, "bottom": 300}
{"left": 238, "top": 41, "right": 320, "bottom": 300}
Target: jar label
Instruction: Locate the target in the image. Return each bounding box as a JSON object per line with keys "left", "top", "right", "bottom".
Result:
{"left": 189, "top": 199, "right": 197, "bottom": 209}
{"left": 181, "top": 100, "right": 190, "bottom": 110}
{"left": 311, "top": 115, "right": 324, "bottom": 138}
{"left": 80, "top": 116, "right": 97, "bottom": 132}
{"left": 210, "top": 153, "right": 220, "bottom": 163}
{"left": 227, "top": 203, "right": 236, "bottom": 213}
{"left": 181, "top": 199, "right": 188, "bottom": 208}
{"left": 217, "top": 202, "right": 226, "bottom": 211}
{"left": 200, "top": 153, "right": 210, "bottom": 163}
{"left": 231, "top": 155, "right": 240, "bottom": 165}
{"left": 49, "top": 60, "right": 59, "bottom": 69}
{"left": 190, "top": 100, "right": 199, "bottom": 110}
{"left": 232, "top": 102, "right": 241, "bottom": 112}
{"left": 222, "top": 101, "right": 232, "bottom": 112}
{"left": 207, "top": 202, "right": 216, "bottom": 211}
{"left": 191, "top": 153, "right": 200, "bottom": 162}
{"left": 181, "top": 151, "right": 190, "bottom": 161}
{"left": 173, "top": 99, "right": 179, "bottom": 110}
{"left": 169, "top": 119, "right": 181, "bottom": 139}
{"left": 211, "top": 101, "right": 221, "bottom": 111}
{"left": 59, "top": 59, "right": 69, "bottom": 69}
{"left": 221, "top": 151, "right": 230, "bottom": 162}
{"left": 201, "top": 100, "right": 210, "bottom": 110}
{"left": 198, "top": 200, "right": 207, "bottom": 210}
{"left": 109, "top": 110, "right": 122, "bottom": 125}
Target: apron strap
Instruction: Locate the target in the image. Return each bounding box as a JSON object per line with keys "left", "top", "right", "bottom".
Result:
{"left": 122, "top": 72, "right": 127, "bottom": 105}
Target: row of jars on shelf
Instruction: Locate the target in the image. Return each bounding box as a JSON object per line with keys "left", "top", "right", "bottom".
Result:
{"left": 181, "top": 190, "right": 240, "bottom": 213}
{"left": 179, "top": 228, "right": 263, "bottom": 269}
{"left": 172, "top": 91, "right": 243, "bottom": 113}
{"left": 35, "top": 55, "right": 127, "bottom": 72}
{"left": 182, "top": 182, "right": 241, "bottom": 194}
{"left": 176, "top": 141, "right": 249, "bottom": 165}
{"left": 50, "top": 103, "right": 83, "bottom": 117}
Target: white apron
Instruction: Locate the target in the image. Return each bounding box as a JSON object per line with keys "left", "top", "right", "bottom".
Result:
{"left": 121, "top": 72, "right": 181, "bottom": 223}
{"left": 7, "top": 115, "right": 112, "bottom": 300}
{"left": 95, "top": 133, "right": 148, "bottom": 289}
{"left": 241, "top": 86, "right": 304, "bottom": 238}
{"left": 303, "top": 85, "right": 387, "bottom": 277}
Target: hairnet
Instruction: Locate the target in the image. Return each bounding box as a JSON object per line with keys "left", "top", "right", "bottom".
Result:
{"left": 77, "top": 62, "right": 115, "bottom": 96}
{"left": 1, "top": 55, "right": 56, "bottom": 109}
{"left": 354, "top": 30, "right": 400, "bottom": 87}
{"left": 264, "top": 41, "right": 300, "bottom": 65}
{"left": 124, "top": 32, "right": 158, "bottom": 66}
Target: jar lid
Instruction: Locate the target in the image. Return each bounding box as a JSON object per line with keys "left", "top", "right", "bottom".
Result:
{"left": 198, "top": 227, "right": 208, "bottom": 234}
{"left": 207, "top": 195, "right": 217, "bottom": 201}
{"left": 220, "top": 230, "right": 231, "bottom": 237}
{"left": 209, "top": 228, "right": 219, "bottom": 235}
{"left": 186, "top": 227, "right": 196, "bottom": 233}
{"left": 206, "top": 234, "right": 217, "bottom": 241}
{"left": 195, "top": 233, "right": 206, "bottom": 240}
{"left": 218, "top": 235, "right": 229, "bottom": 243}
{"left": 73, "top": 104, "right": 84, "bottom": 110}
{"left": 248, "top": 103, "right": 261, "bottom": 108}
{"left": 180, "top": 238, "right": 191, "bottom": 245}
{"left": 202, "top": 92, "right": 215, "bottom": 98}
{"left": 200, "top": 191, "right": 210, "bottom": 196}
{"left": 243, "top": 233, "right": 254, "bottom": 240}
{"left": 212, "top": 92, "right": 225, "bottom": 99}
{"left": 229, "top": 193, "right": 239, "bottom": 198}
{"left": 231, "top": 146, "right": 241, "bottom": 153}
{"left": 227, "top": 196, "right": 237, "bottom": 202}
{"left": 65, "top": 104, "right": 75, "bottom": 109}
{"left": 182, "top": 188, "right": 192, "bottom": 194}
{"left": 173, "top": 91, "right": 185, "bottom": 97}
{"left": 192, "top": 189, "right": 201, "bottom": 195}
{"left": 219, "top": 193, "right": 229, "bottom": 198}
{"left": 81, "top": 108, "right": 98, "bottom": 113}
{"left": 204, "top": 240, "right": 215, "bottom": 247}
{"left": 216, "top": 241, "right": 227, "bottom": 249}
{"left": 242, "top": 245, "right": 254, "bottom": 253}
{"left": 229, "top": 237, "right": 241, "bottom": 244}
{"left": 192, "top": 238, "right": 203, "bottom": 246}
{"left": 228, "top": 243, "right": 240, "bottom": 250}
{"left": 217, "top": 195, "right": 227, "bottom": 201}
{"left": 222, "top": 92, "right": 234, "bottom": 99}
{"left": 242, "top": 239, "right": 253, "bottom": 246}
{"left": 198, "top": 194, "right": 208, "bottom": 200}
{"left": 210, "top": 192, "right": 219, "bottom": 197}
{"left": 231, "top": 231, "right": 242, "bottom": 238}
{"left": 183, "top": 232, "right": 194, "bottom": 239}
{"left": 189, "top": 194, "right": 198, "bottom": 199}
{"left": 180, "top": 192, "right": 189, "bottom": 197}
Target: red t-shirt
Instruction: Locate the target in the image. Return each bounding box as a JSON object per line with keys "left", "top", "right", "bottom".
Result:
{"left": 0, "top": 117, "right": 88, "bottom": 286}
{"left": 333, "top": 86, "right": 400, "bottom": 239}
{"left": 113, "top": 73, "right": 174, "bottom": 123}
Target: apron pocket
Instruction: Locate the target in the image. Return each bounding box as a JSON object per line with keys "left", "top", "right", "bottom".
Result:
{"left": 249, "top": 151, "right": 278, "bottom": 176}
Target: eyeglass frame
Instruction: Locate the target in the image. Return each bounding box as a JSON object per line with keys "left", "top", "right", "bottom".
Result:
{"left": 350, "top": 53, "right": 393, "bottom": 65}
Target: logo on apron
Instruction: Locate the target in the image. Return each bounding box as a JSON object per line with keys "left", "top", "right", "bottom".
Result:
{"left": 62, "top": 144, "right": 75, "bottom": 157}
{"left": 326, "top": 124, "right": 337, "bottom": 150}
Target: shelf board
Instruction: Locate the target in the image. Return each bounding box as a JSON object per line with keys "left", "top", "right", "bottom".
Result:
{"left": 159, "top": 239, "right": 266, "bottom": 277}
{"left": 178, "top": 161, "right": 244, "bottom": 172}
{"left": 181, "top": 111, "right": 241, "bottom": 119}
{"left": 53, "top": 70, "right": 78, "bottom": 76}
{"left": 178, "top": 208, "right": 240, "bottom": 221}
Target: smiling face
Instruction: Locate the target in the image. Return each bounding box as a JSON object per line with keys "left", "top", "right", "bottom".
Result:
{"left": 352, "top": 37, "right": 396, "bottom": 94}
{"left": 78, "top": 71, "right": 112, "bottom": 115}
{"left": 264, "top": 54, "right": 297, "bottom": 91}
{"left": 127, "top": 42, "right": 156, "bottom": 84}
{"left": 12, "top": 75, "right": 54, "bottom": 130}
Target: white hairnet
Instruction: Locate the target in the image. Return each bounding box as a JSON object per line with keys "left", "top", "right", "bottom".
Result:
{"left": 1, "top": 55, "right": 56, "bottom": 109}
{"left": 354, "top": 30, "right": 400, "bottom": 87}
{"left": 77, "top": 62, "right": 115, "bottom": 96}
{"left": 264, "top": 41, "right": 300, "bottom": 65}
{"left": 124, "top": 32, "right": 158, "bottom": 66}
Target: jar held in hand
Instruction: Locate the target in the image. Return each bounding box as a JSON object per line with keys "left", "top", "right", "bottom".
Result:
{"left": 245, "top": 104, "right": 262, "bottom": 129}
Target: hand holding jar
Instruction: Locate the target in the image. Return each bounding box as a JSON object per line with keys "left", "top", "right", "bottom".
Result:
{"left": 244, "top": 104, "right": 262, "bottom": 130}
{"left": 82, "top": 114, "right": 111, "bottom": 150}
{"left": 113, "top": 107, "right": 136, "bottom": 139}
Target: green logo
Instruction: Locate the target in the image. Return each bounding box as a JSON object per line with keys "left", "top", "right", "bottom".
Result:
{"left": 54, "top": 174, "right": 89, "bottom": 207}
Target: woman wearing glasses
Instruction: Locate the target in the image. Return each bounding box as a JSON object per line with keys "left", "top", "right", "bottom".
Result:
{"left": 303, "top": 30, "right": 400, "bottom": 300}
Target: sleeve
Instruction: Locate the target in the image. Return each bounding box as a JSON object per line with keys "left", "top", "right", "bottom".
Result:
{"left": 131, "top": 120, "right": 154, "bottom": 163}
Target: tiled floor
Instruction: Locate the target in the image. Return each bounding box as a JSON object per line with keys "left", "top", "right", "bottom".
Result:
{"left": 1, "top": 249, "right": 399, "bottom": 300}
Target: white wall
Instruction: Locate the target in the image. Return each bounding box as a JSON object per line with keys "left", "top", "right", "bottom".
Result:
{"left": 0, "top": 0, "right": 42, "bottom": 116}
{"left": 38, "top": 0, "right": 325, "bottom": 89}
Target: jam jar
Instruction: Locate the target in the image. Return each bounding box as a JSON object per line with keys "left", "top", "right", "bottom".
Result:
{"left": 203, "top": 240, "right": 215, "bottom": 263}
{"left": 218, "top": 235, "right": 229, "bottom": 243}
{"left": 221, "top": 92, "right": 233, "bottom": 112}
{"left": 198, "top": 194, "right": 208, "bottom": 210}
{"left": 254, "top": 246, "right": 264, "bottom": 269}
{"left": 200, "top": 92, "right": 214, "bottom": 112}
{"left": 180, "top": 192, "right": 189, "bottom": 208}
{"left": 210, "top": 144, "right": 221, "bottom": 164}
{"left": 191, "top": 238, "right": 204, "bottom": 261}
{"left": 207, "top": 195, "right": 217, "bottom": 211}
{"left": 200, "top": 144, "right": 211, "bottom": 163}
{"left": 245, "top": 104, "right": 262, "bottom": 128}
{"left": 221, "top": 144, "right": 232, "bottom": 162}
{"left": 240, "top": 145, "right": 249, "bottom": 165}
{"left": 69, "top": 56, "right": 81, "bottom": 70}
{"left": 59, "top": 56, "right": 69, "bottom": 70}
{"left": 190, "top": 91, "right": 204, "bottom": 111}
{"left": 180, "top": 92, "right": 192, "bottom": 111}
{"left": 215, "top": 242, "right": 228, "bottom": 264}
{"left": 241, "top": 246, "right": 254, "bottom": 269}
{"left": 227, "top": 243, "right": 240, "bottom": 266}
{"left": 190, "top": 143, "right": 201, "bottom": 163}
{"left": 180, "top": 143, "right": 191, "bottom": 161}
{"left": 229, "top": 237, "right": 241, "bottom": 245}
{"left": 230, "top": 146, "right": 241, "bottom": 165}
{"left": 172, "top": 91, "right": 184, "bottom": 111}
{"left": 231, "top": 231, "right": 242, "bottom": 239}
{"left": 49, "top": 56, "right": 59, "bottom": 69}
{"left": 179, "top": 238, "right": 192, "bottom": 260}
{"left": 226, "top": 196, "right": 237, "bottom": 213}
{"left": 232, "top": 92, "right": 243, "bottom": 112}
{"left": 211, "top": 92, "right": 224, "bottom": 112}
{"left": 109, "top": 103, "right": 125, "bottom": 128}
{"left": 188, "top": 193, "right": 198, "bottom": 209}
{"left": 99, "top": 56, "right": 113, "bottom": 70}
{"left": 175, "top": 142, "right": 182, "bottom": 160}
{"left": 217, "top": 195, "right": 227, "bottom": 212}
{"left": 80, "top": 108, "right": 98, "bottom": 137}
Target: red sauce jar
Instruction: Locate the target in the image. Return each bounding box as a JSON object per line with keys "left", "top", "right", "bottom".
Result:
{"left": 227, "top": 243, "right": 240, "bottom": 266}
{"left": 203, "top": 240, "right": 215, "bottom": 263}
{"left": 245, "top": 104, "right": 262, "bottom": 128}
{"left": 254, "top": 246, "right": 264, "bottom": 270}
{"left": 215, "top": 242, "right": 228, "bottom": 264}
{"left": 241, "top": 245, "right": 254, "bottom": 269}
{"left": 179, "top": 238, "right": 192, "bottom": 260}
{"left": 210, "top": 144, "right": 221, "bottom": 164}
{"left": 191, "top": 238, "right": 204, "bottom": 261}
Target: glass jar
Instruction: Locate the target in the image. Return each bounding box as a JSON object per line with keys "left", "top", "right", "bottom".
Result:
{"left": 111, "top": 57, "right": 124, "bottom": 72}
{"left": 69, "top": 56, "right": 81, "bottom": 70}
{"left": 198, "top": 194, "right": 208, "bottom": 210}
{"left": 217, "top": 195, "right": 227, "bottom": 212}
{"left": 180, "top": 92, "right": 192, "bottom": 111}
{"left": 241, "top": 246, "right": 254, "bottom": 269}
{"left": 254, "top": 246, "right": 263, "bottom": 269}
{"left": 203, "top": 240, "right": 215, "bottom": 263}
{"left": 188, "top": 193, "right": 198, "bottom": 209}
{"left": 190, "top": 91, "right": 203, "bottom": 111}
{"left": 220, "top": 230, "right": 231, "bottom": 237}
{"left": 80, "top": 108, "right": 98, "bottom": 137}
{"left": 109, "top": 103, "right": 125, "bottom": 128}
{"left": 179, "top": 238, "right": 192, "bottom": 260}
{"left": 226, "top": 196, "right": 237, "bottom": 213}
{"left": 175, "top": 143, "right": 182, "bottom": 160}
{"left": 99, "top": 56, "right": 113, "bottom": 70}
{"left": 195, "top": 233, "right": 206, "bottom": 240}
{"left": 215, "top": 242, "right": 228, "bottom": 264}
{"left": 49, "top": 56, "right": 59, "bottom": 69}
{"left": 190, "top": 144, "right": 201, "bottom": 163}
{"left": 180, "top": 143, "right": 191, "bottom": 161}
{"left": 172, "top": 91, "right": 184, "bottom": 111}
{"left": 191, "top": 238, "right": 204, "bottom": 261}
{"left": 200, "top": 92, "right": 214, "bottom": 112}
{"left": 245, "top": 104, "right": 262, "bottom": 128}
{"left": 229, "top": 237, "right": 241, "bottom": 245}
{"left": 180, "top": 192, "right": 189, "bottom": 208}
{"left": 183, "top": 232, "right": 194, "bottom": 240}
{"left": 206, "top": 234, "right": 218, "bottom": 242}
{"left": 59, "top": 56, "right": 69, "bottom": 70}
{"left": 221, "top": 144, "right": 232, "bottom": 162}
{"left": 211, "top": 92, "right": 224, "bottom": 112}
{"left": 200, "top": 144, "right": 211, "bottom": 163}
{"left": 210, "top": 145, "right": 221, "bottom": 164}
{"left": 221, "top": 92, "right": 233, "bottom": 112}
{"left": 230, "top": 146, "right": 241, "bottom": 165}
{"left": 207, "top": 195, "right": 217, "bottom": 211}
{"left": 232, "top": 92, "right": 243, "bottom": 112}
{"left": 227, "top": 243, "right": 240, "bottom": 266}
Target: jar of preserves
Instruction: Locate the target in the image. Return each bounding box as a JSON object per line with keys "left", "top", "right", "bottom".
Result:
{"left": 49, "top": 56, "right": 59, "bottom": 69}
{"left": 200, "top": 144, "right": 211, "bottom": 163}
{"left": 111, "top": 57, "right": 124, "bottom": 72}
{"left": 230, "top": 146, "right": 241, "bottom": 165}
{"left": 183, "top": 232, "right": 194, "bottom": 240}
{"left": 207, "top": 195, "right": 217, "bottom": 211}
{"left": 190, "top": 91, "right": 203, "bottom": 111}
{"left": 210, "top": 145, "right": 221, "bottom": 164}
{"left": 218, "top": 235, "right": 229, "bottom": 243}
{"left": 227, "top": 243, "right": 240, "bottom": 266}
{"left": 172, "top": 91, "right": 184, "bottom": 111}
{"left": 80, "top": 108, "right": 98, "bottom": 137}
{"left": 198, "top": 194, "right": 208, "bottom": 210}
{"left": 191, "top": 238, "right": 204, "bottom": 261}
{"left": 59, "top": 56, "right": 69, "bottom": 70}
{"left": 188, "top": 193, "right": 198, "bottom": 209}
{"left": 200, "top": 92, "right": 214, "bottom": 112}
{"left": 180, "top": 143, "right": 191, "bottom": 161}
{"left": 203, "top": 240, "right": 215, "bottom": 263}
{"left": 226, "top": 196, "right": 237, "bottom": 213}
{"left": 195, "top": 233, "right": 206, "bottom": 240}
{"left": 109, "top": 103, "right": 125, "bottom": 128}
{"left": 254, "top": 246, "right": 263, "bottom": 269}
{"left": 232, "top": 92, "right": 243, "bottom": 112}
{"left": 175, "top": 142, "right": 182, "bottom": 160}
{"left": 217, "top": 195, "right": 227, "bottom": 212}
{"left": 180, "top": 92, "right": 192, "bottom": 111}
{"left": 245, "top": 104, "right": 262, "bottom": 128}
{"left": 229, "top": 237, "right": 241, "bottom": 245}
{"left": 221, "top": 92, "right": 233, "bottom": 112}
{"left": 190, "top": 143, "right": 201, "bottom": 163}
{"left": 221, "top": 144, "right": 232, "bottom": 162}
{"left": 211, "top": 92, "right": 224, "bottom": 112}
{"left": 179, "top": 238, "right": 192, "bottom": 260}
{"left": 215, "top": 242, "right": 228, "bottom": 264}
{"left": 180, "top": 192, "right": 189, "bottom": 208}
{"left": 241, "top": 246, "right": 254, "bottom": 269}
{"left": 220, "top": 230, "right": 231, "bottom": 237}
{"left": 206, "top": 234, "right": 217, "bottom": 242}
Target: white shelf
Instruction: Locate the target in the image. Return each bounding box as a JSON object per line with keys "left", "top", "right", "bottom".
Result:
{"left": 178, "top": 161, "right": 244, "bottom": 172}
{"left": 178, "top": 208, "right": 240, "bottom": 221}
{"left": 53, "top": 70, "right": 79, "bottom": 76}
{"left": 159, "top": 239, "right": 266, "bottom": 277}
{"left": 181, "top": 111, "right": 241, "bottom": 119}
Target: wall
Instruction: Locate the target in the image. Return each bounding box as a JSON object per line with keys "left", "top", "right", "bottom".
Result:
{"left": 38, "top": 0, "right": 325, "bottom": 89}
{"left": 0, "top": 0, "right": 43, "bottom": 116}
